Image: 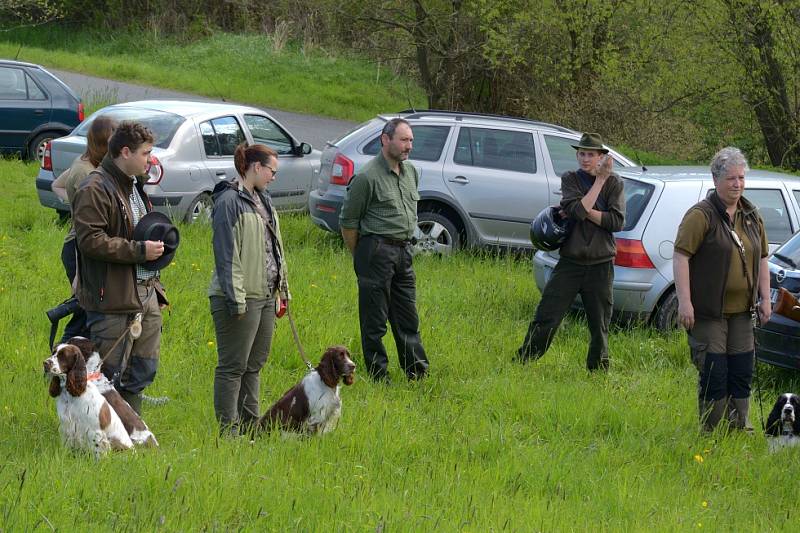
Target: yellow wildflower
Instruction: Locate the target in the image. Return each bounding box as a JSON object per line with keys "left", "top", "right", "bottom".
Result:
{"left": 693, "top": 454, "right": 704, "bottom": 464}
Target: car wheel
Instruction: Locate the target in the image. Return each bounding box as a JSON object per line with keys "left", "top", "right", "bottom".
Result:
{"left": 652, "top": 289, "right": 679, "bottom": 332}
{"left": 414, "top": 211, "right": 460, "bottom": 255}
{"left": 28, "top": 132, "right": 58, "bottom": 164}
{"left": 185, "top": 193, "right": 212, "bottom": 224}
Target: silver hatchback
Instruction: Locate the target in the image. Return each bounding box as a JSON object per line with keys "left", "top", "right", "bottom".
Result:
{"left": 36, "top": 100, "right": 320, "bottom": 222}
{"left": 533, "top": 166, "right": 800, "bottom": 330}
{"left": 308, "top": 110, "right": 636, "bottom": 253}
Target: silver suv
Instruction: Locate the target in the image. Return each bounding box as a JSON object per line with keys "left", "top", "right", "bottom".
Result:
{"left": 308, "top": 110, "right": 636, "bottom": 253}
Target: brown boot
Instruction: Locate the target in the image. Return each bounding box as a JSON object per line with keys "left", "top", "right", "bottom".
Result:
{"left": 729, "top": 397, "right": 754, "bottom": 432}
{"left": 699, "top": 398, "right": 728, "bottom": 432}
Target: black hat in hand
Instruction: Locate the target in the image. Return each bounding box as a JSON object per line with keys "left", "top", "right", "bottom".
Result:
{"left": 133, "top": 211, "right": 180, "bottom": 270}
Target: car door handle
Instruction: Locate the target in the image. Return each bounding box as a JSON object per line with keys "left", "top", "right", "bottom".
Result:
{"left": 215, "top": 171, "right": 227, "bottom": 177}
{"left": 33, "top": 109, "right": 45, "bottom": 115}
{"left": 448, "top": 176, "right": 469, "bottom": 184}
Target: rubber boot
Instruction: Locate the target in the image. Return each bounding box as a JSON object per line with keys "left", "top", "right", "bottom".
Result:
{"left": 120, "top": 390, "right": 143, "bottom": 415}
{"left": 699, "top": 398, "right": 728, "bottom": 432}
{"left": 729, "top": 396, "right": 754, "bottom": 432}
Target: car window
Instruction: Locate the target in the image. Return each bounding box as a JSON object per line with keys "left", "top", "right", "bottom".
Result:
{"left": 244, "top": 114, "right": 293, "bottom": 155}
{"left": 747, "top": 188, "right": 793, "bottom": 244}
{"left": 25, "top": 74, "right": 46, "bottom": 100}
{"left": 453, "top": 127, "right": 536, "bottom": 173}
{"left": 792, "top": 190, "right": 800, "bottom": 211}
{"left": 0, "top": 67, "right": 27, "bottom": 100}
{"left": 544, "top": 135, "right": 628, "bottom": 176}
{"left": 362, "top": 125, "right": 450, "bottom": 162}
{"left": 75, "top": 109, "right": 186, "bottom": 149}
{"left": 772, "top": 229, "right": 800, "bottom": 267}
{"left": 621, "top": 177, "right": 655, "bottom": 231}
{"left": 198, "top": 116, "right": 245, "bottom": 157}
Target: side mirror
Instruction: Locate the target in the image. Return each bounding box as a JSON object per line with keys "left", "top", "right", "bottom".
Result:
{"left": 298, "top": 142, "right": 312, "bottom": 155}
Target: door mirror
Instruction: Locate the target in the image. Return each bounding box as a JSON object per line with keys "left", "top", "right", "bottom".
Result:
{"left": 298, "top": 142, "right": 312, "bottom": 156}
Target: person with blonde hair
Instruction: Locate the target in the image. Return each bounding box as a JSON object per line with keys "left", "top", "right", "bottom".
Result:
{"left": 51, "top": 115, "right": 117, "bottom": 342}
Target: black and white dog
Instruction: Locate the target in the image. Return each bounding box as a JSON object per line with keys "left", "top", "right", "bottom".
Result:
{"left": 766, "top": 393, "right": 800, "bottom": 452}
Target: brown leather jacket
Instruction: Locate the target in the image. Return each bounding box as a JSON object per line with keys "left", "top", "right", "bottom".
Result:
{"left": 72, "top": 155, "right": 165, "bottom": 314}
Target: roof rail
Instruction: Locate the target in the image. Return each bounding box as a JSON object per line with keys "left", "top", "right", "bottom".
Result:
{"left": 397, "top": 109, "right": 575, "bottom": 133}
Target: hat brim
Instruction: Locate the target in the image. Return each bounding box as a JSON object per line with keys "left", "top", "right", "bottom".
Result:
{"left": 570, "top": 144, "right": 610, "bottom": 154}
{"left": 570, "top": 144, "right": 608, "bottom": 154}
{"left": 142, "top": 250, "right": 177, "bottom": 271}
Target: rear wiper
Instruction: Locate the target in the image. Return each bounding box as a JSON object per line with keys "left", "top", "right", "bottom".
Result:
{"left": 772, "top": 252, "right": 797, "bottom": 269}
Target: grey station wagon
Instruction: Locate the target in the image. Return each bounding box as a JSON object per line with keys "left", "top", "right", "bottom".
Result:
{"left": 36, "top": 100, "right": 320, "bottom": 222}
{"left": 308, "top": 110, "right": 636, "bottom": 254}
{"left": 533, "top": 167, "right": 800, "bottom": 331}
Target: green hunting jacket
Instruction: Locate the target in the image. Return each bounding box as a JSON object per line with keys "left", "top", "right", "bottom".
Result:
{"left": 208, "top": 179, "right": 290, "bottom": 315}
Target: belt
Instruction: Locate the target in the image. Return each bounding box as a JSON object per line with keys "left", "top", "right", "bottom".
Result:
{"left": 373, "top": 235, "right": 411, "bottom": 247}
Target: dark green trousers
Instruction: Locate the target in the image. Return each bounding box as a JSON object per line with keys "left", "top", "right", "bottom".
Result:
{"left": 518, "top": 258, "right": 613, "bottom": 370}
{"left": 354, "top": 234, "right": 429, "bottom": 381}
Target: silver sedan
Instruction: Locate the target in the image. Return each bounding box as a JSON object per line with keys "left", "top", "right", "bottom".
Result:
{"left": 36, "top": 100, "right": 321, "bottom": 222}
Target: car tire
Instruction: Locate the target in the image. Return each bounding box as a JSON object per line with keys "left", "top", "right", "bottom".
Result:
{"left": 185, "top": 193, "right": 213, "bottom": 224}
{"left": 652, "top": 289, "right": 679, "bottom": 332}
{"left": 28, "top": 132, "right": 58, "bottom": 164}
{"left": 414, "top": 211, "right": 460, "bottom": 255}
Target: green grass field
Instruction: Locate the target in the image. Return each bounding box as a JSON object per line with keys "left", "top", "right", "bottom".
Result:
{"left": 0, "top": 27, "right": 426, "bottom": 122}
{"left": 1, "top": 159, "right": 799, "bottom": 531}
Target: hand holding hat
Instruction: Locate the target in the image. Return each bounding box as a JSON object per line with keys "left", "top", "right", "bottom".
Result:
{"left": 133, "top": 211, "right": 180, "bottom": 270}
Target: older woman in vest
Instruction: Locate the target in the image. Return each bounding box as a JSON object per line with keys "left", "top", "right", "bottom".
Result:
{"left": 673, "top": 147, "right": 770, "bottom": 432}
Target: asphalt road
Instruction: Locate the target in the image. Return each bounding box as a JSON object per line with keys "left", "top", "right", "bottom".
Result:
{"left": 51, "top": 68, "right": 358, "bottom": 150}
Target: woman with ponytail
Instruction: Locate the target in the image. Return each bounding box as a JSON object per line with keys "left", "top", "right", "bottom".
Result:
{"left": 208, "top": 142, "right": 290, "bottom": 436}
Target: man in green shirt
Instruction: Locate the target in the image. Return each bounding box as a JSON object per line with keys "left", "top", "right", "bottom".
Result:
{"left": 340, "top": 118, "right": 429, "bottom": 382}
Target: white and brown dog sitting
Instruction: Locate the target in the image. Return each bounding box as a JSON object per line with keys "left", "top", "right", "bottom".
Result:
{"left": 259, "top": 346, "right": 356, "bottom": 435}
{"left": 44, "top": 337, "right": 157, "bottom": 456}
{"left": 766, "top": 393, "right": 800, "bottom": 452}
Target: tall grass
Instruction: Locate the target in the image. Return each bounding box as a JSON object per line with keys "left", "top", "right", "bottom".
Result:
{"left": 0, "top": 27, "right": 426, "bottom": 122}
{"left": 1, "top": 160, "right": 799, "bottom": 530}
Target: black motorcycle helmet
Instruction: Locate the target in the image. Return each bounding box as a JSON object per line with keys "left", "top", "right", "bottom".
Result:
{"left": 530, "top": 206, "right": 573, "bottom": 251}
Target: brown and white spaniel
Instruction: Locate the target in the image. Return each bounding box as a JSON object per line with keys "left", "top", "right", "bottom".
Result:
{"left": 259, "top": 345, "right": 356, "bottom": 435}
{"left": 44, "top": 343, "right": 132, "bottom": 457}
{"left": 766, "top": 393, "right": 800, "bottom": 452}
{"left": 65, "top": 337, "right": 158, "bottom": 448}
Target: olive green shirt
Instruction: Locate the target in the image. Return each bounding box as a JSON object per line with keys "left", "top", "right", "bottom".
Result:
{"left": 339, "top": 151, "right": 420, "bottom": 240}
{"left": 675, "top": 203, "right": 768, "bottom": 314}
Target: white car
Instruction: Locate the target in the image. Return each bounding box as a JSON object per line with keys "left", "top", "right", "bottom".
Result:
{"left": 36, "top": 100, "right": 320, "bottom": 222}
{"left": 533, "top": 166, "right": 800, "bottom": 330}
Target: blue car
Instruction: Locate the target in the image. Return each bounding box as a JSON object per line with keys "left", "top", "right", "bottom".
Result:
{"left": 0, "top": 60, "right": 83, "bottom": 162}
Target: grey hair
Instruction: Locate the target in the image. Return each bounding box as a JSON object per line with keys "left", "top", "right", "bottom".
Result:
{"left": 710, "top": 146, "right": 749, "bottom": 180}
{"left": 381, "top": 118, "right": 411, "bottom": 140}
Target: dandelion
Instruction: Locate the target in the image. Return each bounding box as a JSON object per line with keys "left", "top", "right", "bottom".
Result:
{"left": 697, "top": 523, "right": 702, "bottom": 528}
{"left": 702, "top": 501, "right": 708, "bottom": 508}
{"left": 207, "top": 341, "right": 215, "bottom": 347}
{"left": 693, "top": 454, "right": 704, "bottom": 464}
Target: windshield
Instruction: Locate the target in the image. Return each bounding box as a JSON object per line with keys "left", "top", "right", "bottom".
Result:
{"left": 74, "top": 108, "right": 186, "bottom": 149}
{"left": 621, "top": 177, "right": 655, "bottom": 231}
{"left": 771, "top": 231, "right": 800, "bottom": 268}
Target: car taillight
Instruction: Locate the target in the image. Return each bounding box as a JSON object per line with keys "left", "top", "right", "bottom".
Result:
{"left": 330, "top": 153, "right": 354, "bottom": 185}
{"left": 614, "top": 238, "right": 655, "bottom": 268}
{"left": 42, "top": 141, "right": 52, "bottom": 171}
{"left": 145, "top": 155, "right": 163, "bottom": 184}
{"left": 77, "top": 102, "right": 85, "bottom": 122}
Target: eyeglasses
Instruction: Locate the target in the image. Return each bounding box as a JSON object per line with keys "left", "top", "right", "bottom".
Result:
{"left": 261, "top": 162, "right": 278, "bottom": 176}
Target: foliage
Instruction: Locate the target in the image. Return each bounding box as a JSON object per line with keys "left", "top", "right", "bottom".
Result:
{"left": 3, "top": 160, "right": 800, "bottom": 529}
{"left": 0, "top": 26, "right": 426, "bottom": 122}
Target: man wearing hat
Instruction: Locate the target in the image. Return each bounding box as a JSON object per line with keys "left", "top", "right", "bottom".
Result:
{"left": 72, "top": 121, "right": 177, "bottom": 413}
{"left": 516, "top": 132, "right": 625, "bottom": 370}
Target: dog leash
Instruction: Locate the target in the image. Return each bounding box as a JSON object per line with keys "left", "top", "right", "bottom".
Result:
{"left": 286, "top": 306, "right": 314, "bottom": 372}
{"left": 753, "top": 311, "right": 766, "bottom": 433}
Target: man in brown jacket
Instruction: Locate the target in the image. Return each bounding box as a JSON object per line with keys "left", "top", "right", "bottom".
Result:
{"left": 72, "top": 121, "right": 166, "bottom": 414}
{"left": 517, "top": 132, "right": 625, "bottom": 370}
